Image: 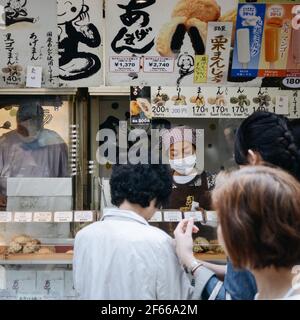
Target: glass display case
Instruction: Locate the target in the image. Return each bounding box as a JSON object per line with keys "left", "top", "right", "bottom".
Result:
{"left": 0, "top": 91, "right": 97, "bottom": 300}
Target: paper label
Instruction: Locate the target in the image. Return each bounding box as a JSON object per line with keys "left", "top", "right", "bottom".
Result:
{"left": 54, "top": 212, "right": 73, "bottom": 223}
{"left": 149, "top": 211, "right": 163, "bottom": 222}
{"left": 110, "top": 57, "right": 140, "bottom": 73}
{"left": 0, "top": 212, "right": 12, "bottom": 223}
{"left": 14, "top": 212, "right": 33, "bottom": 223}
{"left": 163, "top": 211, "right": 182, "bottom": 222}
{"left": 194, "top": 55, "right": 208, "bottom": 83}
{"left": 26, "top": 66, "right": 42, "bottom": 88}
{"left": 74, "top": 211, "right": 94, "bottom": 222}
{"left": 33, "top": 212, "right": 52, "bottom": 223}
{"left": 184, "top": 212, "right": 203, "bottom": 222}
{"left": 143, "top": 57, "right": 174, "bottom": 73}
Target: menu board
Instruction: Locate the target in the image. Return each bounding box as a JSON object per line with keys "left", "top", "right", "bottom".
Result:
{"left": 0, "top": 0, "right": 59, "bottom": 88}
{"left": 106, "top": 0, "right": 239, "bottom": 86}
{"left": 151, "top": 86, "right": 300, "bottom": 119}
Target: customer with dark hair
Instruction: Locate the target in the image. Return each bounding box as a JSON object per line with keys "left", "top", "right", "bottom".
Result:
{"left": 74, "top": 164, "right": 196, "bottom": 299}
{"left": 174, "top": 111, "right": 300, "bottom": 300}
{"left": 289, "top": 119, "right": 300, "bottom": 149}
{"left": 214, "top": 166, "right": 300, "bottom": 300}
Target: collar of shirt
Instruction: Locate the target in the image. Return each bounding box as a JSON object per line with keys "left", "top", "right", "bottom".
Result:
{"left": 102, "top": 208, "right": 149, "bottom": 226}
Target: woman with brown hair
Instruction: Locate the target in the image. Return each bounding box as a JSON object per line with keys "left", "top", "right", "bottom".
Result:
{"left": 213, "top": 166, "right": 300, "bottom": 300}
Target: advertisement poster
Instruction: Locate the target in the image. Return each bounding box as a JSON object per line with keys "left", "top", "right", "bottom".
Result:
{"left": 258, "top": 3, "right": 298, "bottom": 78}
{"left": 0, "top": 0, "right": 59, "bottom": 88}
{"left": 57, "top": 0, "right": 103, "bottom": 87}
{"left": 151, "top": 86, "right": 300, "bottom": 119}
{"left": 130, "top": 86, "right": 152, "bottom": 125}
{"left": 231, "top": 3, "right": 266, "bottom": 78}
{"left": 106, "top": 0, "right": 239, "bottom": 87}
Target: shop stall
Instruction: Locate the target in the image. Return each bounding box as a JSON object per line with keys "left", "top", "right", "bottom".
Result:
{"left": 0, "top": 0, "right": 300, "bottom": 299}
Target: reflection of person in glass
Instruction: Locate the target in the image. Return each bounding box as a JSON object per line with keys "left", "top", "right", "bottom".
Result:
{"left": 0, "top": 103, "right": 68, "bottom": 209}
{"left": 162, "top": 126, "right": 215, "bottom": 212}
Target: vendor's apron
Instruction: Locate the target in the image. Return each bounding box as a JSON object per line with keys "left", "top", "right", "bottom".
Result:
{"left": 167, "top": 172, "right": 211, "bottom": 210}
{"left": 153, "top": 173, "right": 214, "bottom": 237}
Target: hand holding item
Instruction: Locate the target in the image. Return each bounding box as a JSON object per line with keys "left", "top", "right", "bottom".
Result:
{"left": 174, "top": 218, "right": 199, "bottom": 267}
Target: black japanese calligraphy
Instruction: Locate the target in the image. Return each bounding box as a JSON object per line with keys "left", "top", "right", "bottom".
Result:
{"left": 5, "top": 0, "right": 38, "bottom": 26}
{"left": 58, "top": 0, "right": 101, "bottom": 81}
{"left": 111, "top": 0, "right": 155, "bottom": 54}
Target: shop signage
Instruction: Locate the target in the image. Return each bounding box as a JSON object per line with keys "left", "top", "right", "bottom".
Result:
{"left": 106, "top": 0, "right": 239, "bottom": 86}
{"left": 151, "top": 86, "right": 300, "bottom": 119}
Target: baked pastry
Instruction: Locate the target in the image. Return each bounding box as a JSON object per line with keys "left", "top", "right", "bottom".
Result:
{"left": 22, "top": 240, "right": 41, "bottom": 254}
{"left": 186, "top": 18, "right": 207, "bottom": 55}
{"left": 66, "top": 250, "right": 74, "bottom": 255}
{"left": 136, "top": 98, "right": 152, "bottom": 119}
{"left": 38, "top": 247, "right": 55, "bottom": 254}
{"left": 7, "top": 241, "right": 23, "bottom": 254}
{"left": 172, "top": 0, "right": 221, "bottom": 23}
{"left": 190, "top": 95, "right": 205, "bottom": 106}
{"left": 172, "top": 95, "right": 187, "bottom": 105}
{"left": 156, "top": 17, "right": 187, "bottom": 57}
{"left": 12, "top": 235, "right": 32, "bottom": 245}
{"left": 130, "top": 101, "right": 141, "bottom": 116}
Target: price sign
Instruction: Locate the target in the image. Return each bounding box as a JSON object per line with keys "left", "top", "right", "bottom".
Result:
{"left": 184, "top": 212, "right": 203, "bottom": 222}
{"left": 54, "top": 212, "right": 73, "bottom": 223}
{"left": 143, "top": 57, "right": 174, "bottom": 73}
{"left": 33, "top": 212, "right": 52, "bottom": 223}
{"left": 0, "top": 212, "right": 12, "bottom": 223}
{"left": 109, "top": 57, "right": 140, "bottom": 73}
{"left": 149, "top": 211, "right": 163, "bottom": 223}
{"left": 164, "top": 211, "right": 182, "bottom": 222}
{"left": 14, "top": 212, "right": 33, "bottom": 223}
{"left": 74, "top": 211, "right": 94, "bottom": 222}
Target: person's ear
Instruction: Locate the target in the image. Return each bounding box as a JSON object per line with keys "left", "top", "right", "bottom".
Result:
{"left": 247, "top": 149, "right": 262, "bottom": 165}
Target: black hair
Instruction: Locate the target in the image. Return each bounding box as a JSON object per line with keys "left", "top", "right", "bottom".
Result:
{"left": 235, "top": 111, "right": 300, "bottom": 180}
{"left": 110, "top": 164, "right": 173, "bottom": 208}
{"left": 289, "top": 119, "right": 300, "bottom": 149}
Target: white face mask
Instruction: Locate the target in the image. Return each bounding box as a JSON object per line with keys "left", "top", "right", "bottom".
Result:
{"left": 17, "top": 122, "right": 41, "bottom": 143}
{"left": 169, "top": 154, "right": 197, "bottom": 176}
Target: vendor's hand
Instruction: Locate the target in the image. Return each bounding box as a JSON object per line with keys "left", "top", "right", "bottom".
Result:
{"left": 174, "top": 219, "right": 199, "bottom": 268}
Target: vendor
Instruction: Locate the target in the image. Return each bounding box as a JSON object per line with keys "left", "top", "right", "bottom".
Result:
{"left": 162, "top": 126, "right": 216, "bottom": 212}
{"left": 0, "top": 103, "right": 68, "bottom": 209}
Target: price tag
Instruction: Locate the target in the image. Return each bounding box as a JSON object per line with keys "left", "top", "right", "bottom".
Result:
{"left": 14, "top": 212, "right": 33, "bottom": 223}
{"left": 192, "top": 104, "right": 209, "bottom": 117}
{"left": 17, "top": 294, "right": 44, "bottom": 300}
{"left": 74, "top": 211, "right": 94, "bottom": 222}
{"left": 143, "top": 57, "right": 174, "bottom": 73}
{"left": 163, "top": 211, "right": 182, "bottom": 222}
{"left": 194, "top": 55, "right": 208, "bottom": 84}
{"left": 184, "top": 212, "right": 203, "bottom": 222}
{"left": 149, "top": 211, "right": 163, "bottom": 223}
{"left": 109, "top": 57, "right": 140, "bottom": 73}
{"left": 33, "top": 212, "right": 52, "bottom": 223}
{"left": 0, "top": 212, "right": 12, "bottom": 222}
{"left": 275, "top": 96, "right": 289, "bottom": 115}
{"left": 26, "top": 66, "right": 42, "bottom": 88}
{"left": 54, "top": 212, "right": 73, "bottom": 223}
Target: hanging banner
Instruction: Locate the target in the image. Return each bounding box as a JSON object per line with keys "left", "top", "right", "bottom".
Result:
{"left": 106, "top": 0, "right": 239, "bottom": 87}
{"left": 151, "top": 86, "right": 300, "bottom": 119}
{"left": 0, "top": 0, "right": 59, "bottom": 88}
{"left": 57, "top": 0, "right": 103, "bottom": 87}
